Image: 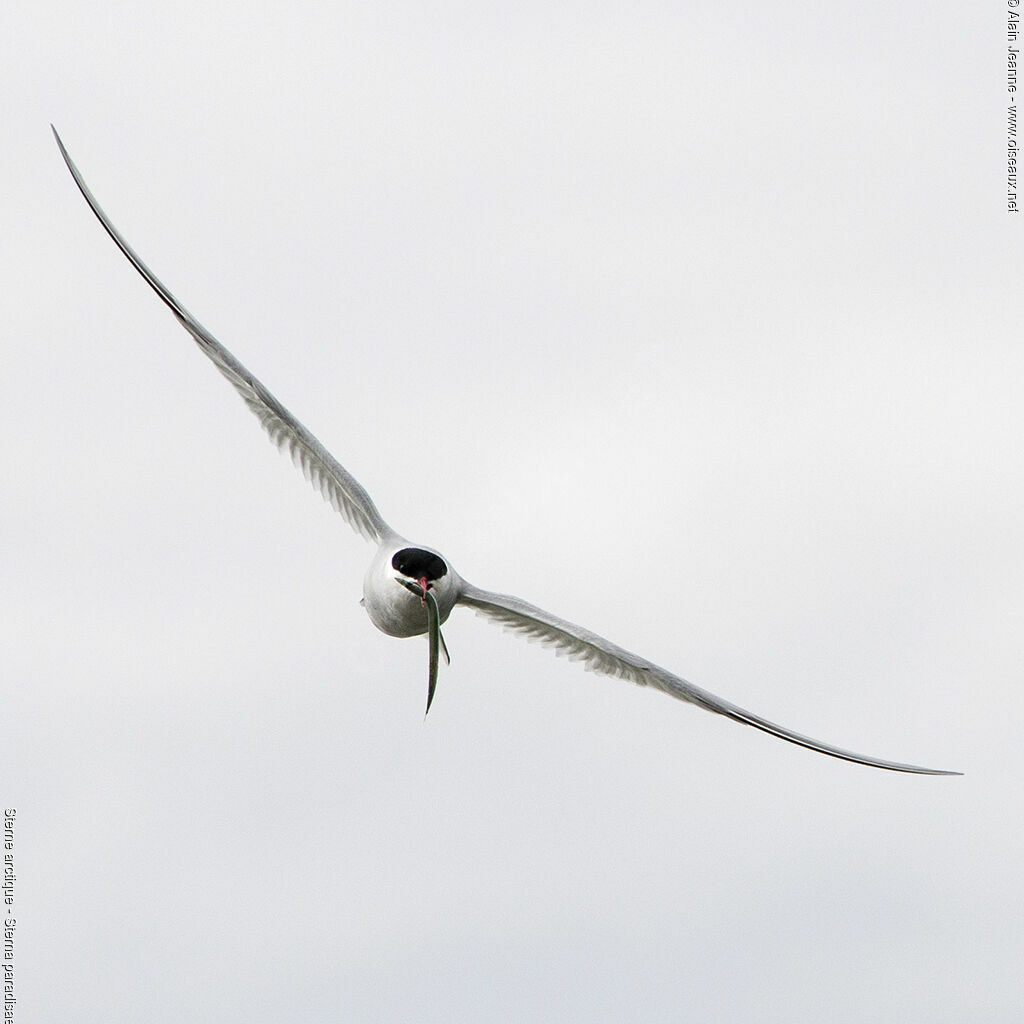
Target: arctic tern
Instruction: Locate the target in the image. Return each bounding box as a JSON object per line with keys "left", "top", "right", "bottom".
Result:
{"left": 53, "top": 127, "right": 959, "bottom": 775}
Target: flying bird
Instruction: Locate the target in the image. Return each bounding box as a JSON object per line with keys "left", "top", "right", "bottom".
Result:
{"left": 53, "top": 127, "right": 960, "bottom": 775}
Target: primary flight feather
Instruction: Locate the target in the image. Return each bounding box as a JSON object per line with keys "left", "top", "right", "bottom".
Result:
{"left": 53, "top": 126, "right": 959, "bottom": 775}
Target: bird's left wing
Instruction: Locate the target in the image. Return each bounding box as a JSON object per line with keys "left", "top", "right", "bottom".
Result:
{"left": 53, "top": 127, "right": 396, "bottom": 545}
{"left": 457, "top": 581, "right": 960, "bottom": 775}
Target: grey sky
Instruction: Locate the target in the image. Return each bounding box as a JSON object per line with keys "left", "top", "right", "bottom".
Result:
{"left": 3, "top": 2, "right": 1021, "bottom": 1021}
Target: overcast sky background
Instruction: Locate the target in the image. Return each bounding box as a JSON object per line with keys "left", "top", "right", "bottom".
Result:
{"left": 3, "top": 3, "right": 1021, "bottom": 1021}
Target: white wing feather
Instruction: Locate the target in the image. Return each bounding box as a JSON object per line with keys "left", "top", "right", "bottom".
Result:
{"left": 457, "top": 582, "right": 960, "bottom": 775}
{"left": 53, "top": 127, "right": 394, "bottom": 546}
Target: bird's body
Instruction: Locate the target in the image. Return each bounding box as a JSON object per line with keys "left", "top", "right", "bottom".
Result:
{"left": 363, "top": 542, "right": 459, "bottom": 638}
{"left": 53, "top": 127, "right": 960, "bottom": 775}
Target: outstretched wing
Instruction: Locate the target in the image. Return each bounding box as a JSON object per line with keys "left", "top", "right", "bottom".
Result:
{"left": 53, "top": 127, "right": 395, "bottom": 546}
{"left": 457, "top": 582, "right": 960, "bottom": 775}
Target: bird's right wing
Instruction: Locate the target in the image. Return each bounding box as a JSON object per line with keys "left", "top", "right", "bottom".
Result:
{"left": 53, "top": 127, "right": 396, "bottom": 546}
{"left": 457, "top": 581, "right": 960, "bottom": 775}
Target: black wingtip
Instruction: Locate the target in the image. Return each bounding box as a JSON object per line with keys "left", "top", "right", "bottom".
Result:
{"left": 715, "top": 704, "right": 962, "bottom": 775}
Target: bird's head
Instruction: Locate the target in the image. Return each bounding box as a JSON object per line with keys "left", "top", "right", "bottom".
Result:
{"left": 391, "top": 546, "right": 449, "bottom": 603}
